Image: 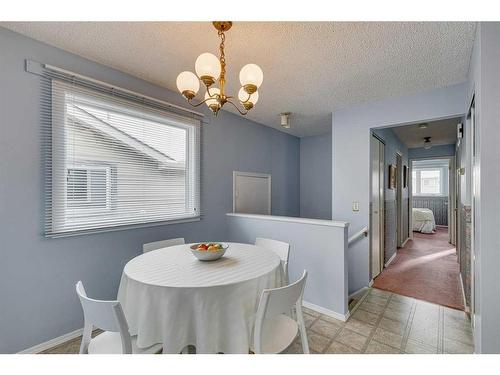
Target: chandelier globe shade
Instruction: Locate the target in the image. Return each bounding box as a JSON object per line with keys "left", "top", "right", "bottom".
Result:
{"left": 205, "top": 88, "right": 221, "bottom": 113}
{"left": 176, "top": 71, "right": 200, "bottom": 99}
{"left": 195, "top": 53, "right": 221, "bottom": 85}
{"left": 238, "top": 87, "right": 259, "bottom": 110}
{"left": 239, "top": 63, "right": 264, "bottom": 94}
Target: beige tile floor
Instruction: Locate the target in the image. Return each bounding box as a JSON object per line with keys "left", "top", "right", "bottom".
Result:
{"left": 42, "top": 288, "right": 474, "bottom": 354}
{"left": 285, "top": 288, "right": 474, "bottom": 354}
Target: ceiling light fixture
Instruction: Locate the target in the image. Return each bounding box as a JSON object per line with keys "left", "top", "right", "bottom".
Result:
{"left": 280, "top": 112, "right": 291, "bottom": 129}
{"left": 176, "top": 21, "right": 263, "bottom": 116}
{"left": 423, "top": 136, "right": 432, "bottom": 150}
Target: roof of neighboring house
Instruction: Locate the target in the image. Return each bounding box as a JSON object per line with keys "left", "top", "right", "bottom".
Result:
{"left": 68, "top": 104, "right": 185, "bottom": 170}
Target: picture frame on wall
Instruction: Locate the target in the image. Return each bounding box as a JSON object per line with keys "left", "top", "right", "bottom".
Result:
{"left": 389, "top": 164, "right": 397, "bottom": 189}
{"left": 403, "top": 165, "right": 408, "bottom": 188}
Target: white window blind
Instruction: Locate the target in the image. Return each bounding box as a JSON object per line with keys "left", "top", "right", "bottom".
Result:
{"left": 46, "top": 79, "right": 201, "bottom": 236}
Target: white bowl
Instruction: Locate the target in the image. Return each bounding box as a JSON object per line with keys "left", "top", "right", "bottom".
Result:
{"left": 189, "top": 243, "right": 229, "bottom": 261}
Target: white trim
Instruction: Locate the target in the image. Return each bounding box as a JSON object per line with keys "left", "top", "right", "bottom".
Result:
{"left": 232, "top": 171, "right": 272, "bottom": 215}
{"left": 302, "top": 301, "right": 350, "bottom": 322}
{"left": 401, "top": 237, "right": 410, "bottom": 247}
{"left": 385, "top": 251, "right": 397, "bottom": 267}
{"left": 226, "top": 213, "right": 349, "bottom": 228}
{"left": 17, "top": 328, "right": 83, "bottom": 354}
{"left": 459, "top": 273, "right": 470, "bottom": 313}
{"left": 348, "top": 287, "right": 370, "bottom": 315}
{"left": 369, "top": 279, "right": 374, "bottom": 287}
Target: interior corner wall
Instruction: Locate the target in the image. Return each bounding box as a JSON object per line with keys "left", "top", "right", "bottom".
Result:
{"left": 371, "top": 128, "right": 409, "bottom": 264}
{"left": 0, "top": 27, "right": 300, "bottom": 353}
{"left": 299, "top": 132, "right": 332, "bottom": 220}
{"left": 466, "top": 22, "right": 500, "bottom": 354}
{"left": 332, "top": 82, "right": 468, "bottom": 294}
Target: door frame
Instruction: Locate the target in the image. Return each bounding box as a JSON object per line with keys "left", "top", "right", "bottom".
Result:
{"left": 395, "top": 151, "right": 404, "bottom": 247}
{"left": 408, "top": 155, "right": 456, "bottom": 244}
{"left": 369, "top": 133, "right": 385, "bottom": 281}
{"left": 232, "top": 171, "right": 272, "bottom": 214}
{"left": 468, "top": 95, "right": 477, "bottom": 328}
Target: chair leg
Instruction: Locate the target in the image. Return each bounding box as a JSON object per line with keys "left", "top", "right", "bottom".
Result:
{"left": 296, "top": 304, "right": 310, "bottom": 354}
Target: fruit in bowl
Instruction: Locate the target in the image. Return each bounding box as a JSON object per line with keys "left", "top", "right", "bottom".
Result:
{"left": 190, "top": 242, "right": 228, "bottom": 261}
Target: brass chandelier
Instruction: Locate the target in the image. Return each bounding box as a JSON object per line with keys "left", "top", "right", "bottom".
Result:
{"left": 176, "top": 21, "right": 263, "bottom": 116}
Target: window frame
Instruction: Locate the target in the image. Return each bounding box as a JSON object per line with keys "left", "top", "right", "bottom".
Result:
{"left": 412, "top": 166, "right": 448, "bottom": 197}
{"left": 66, "top": 163, "right": 112, "bottom": 216}
{"left": 49, "top": 80, "right": 201, "bottom": 236}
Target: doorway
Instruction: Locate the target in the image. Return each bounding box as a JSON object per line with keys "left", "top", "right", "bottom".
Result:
{"left": 370, "top": 134, "right": 385, "bottom": 280}
{"left": 370, "top": 117, "right": 466, "bottom": 311}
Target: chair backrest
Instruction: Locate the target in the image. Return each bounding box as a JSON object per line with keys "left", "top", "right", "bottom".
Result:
{"left": 253, "top": 271, "right": 308, "bottom": 353}
{"left": 255, "top": 237, "right": 290, "bottom": 281}
{"left": 76, "top": 281, "right": 132, "bottom": 354}
{"left": 143, "top": 237, "right": 185, "bottom": 253}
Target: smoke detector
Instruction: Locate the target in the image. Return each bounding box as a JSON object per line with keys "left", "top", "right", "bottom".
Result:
{"left": 280, "top": 112, "right": 291, "bottom": 129}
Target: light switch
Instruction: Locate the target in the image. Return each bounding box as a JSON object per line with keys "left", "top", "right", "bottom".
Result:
{"left": 352, "top": 201, "right": 360, "bottom": 212}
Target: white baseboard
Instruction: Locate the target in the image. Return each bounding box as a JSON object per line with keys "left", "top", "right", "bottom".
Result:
{"left": 459, "top": 273, "right": 470, "bottom": 313}
{"left": 302, "top": 300, "right": 350, "bottom": 322}
{"left": 401, "top": 237, "right": 410, "bottom": 247}
{"left": 18, "top": 328, "right": 83, "bottom": 354}
{"left": 385, "top": 252, "right": 397, "bottom": 267}
{"left": 349, "top": 286, "right": 369, "bottom": 300}
{"left": 368, "top": 279, "right": 374, "bottom": 287}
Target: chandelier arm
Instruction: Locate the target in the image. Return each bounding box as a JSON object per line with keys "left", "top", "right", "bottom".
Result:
{"left": 225, "top": 98, "right": 249, "bottom": 115}
{"left": 186, "top": 96, "right": 218, "bottom": 108}
{"left": 206, "top": 86, "right": 219, "bottom": 98}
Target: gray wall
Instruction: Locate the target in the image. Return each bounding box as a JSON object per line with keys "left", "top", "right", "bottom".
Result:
{"left": 0, "top": 27, "right": 300, "bottom": 353}
{"left": 372, "top": 128, "right": 409, "bottom": 263}
{"left": 227, "top": 215, "right": 348, "bottom": 316}
{"left": 466, "top": 22, "right": 500, "bottom": 354}
{"left": 299, "top": 133, "right": 332, "bottom": 220}
{"left": 408, "top": 144, "right": 456, "bottom": 159}
{"left": 332, "top": 82, "right": 467, "bottom": 294}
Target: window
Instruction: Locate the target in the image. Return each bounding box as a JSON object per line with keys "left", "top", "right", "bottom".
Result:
{"left": 47, "top": 80, "right": 201, "bottom": 236}
{"left": 66, "top": 165, "right": 111, "bottom": 212}
{"left": 412, "top": 161, "right": 449, "bottom": 196}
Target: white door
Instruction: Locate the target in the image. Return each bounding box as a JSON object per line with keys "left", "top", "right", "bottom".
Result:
{"left": 233, "top": 171, "right": 271, "bottom": 215}
{"left": 370, "top": 135, "right": 385, "bottom": 279}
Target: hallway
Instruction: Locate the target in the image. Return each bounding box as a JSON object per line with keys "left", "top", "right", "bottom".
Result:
{"left": 373, "top": 227, "right": 464, "bottom": 310}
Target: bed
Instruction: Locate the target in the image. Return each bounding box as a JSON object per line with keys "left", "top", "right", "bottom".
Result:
{"left": 412, "top": 208, "right": 436, "bottom": 233}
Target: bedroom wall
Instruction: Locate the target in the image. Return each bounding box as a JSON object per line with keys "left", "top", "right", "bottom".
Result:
{"left": 0, "top": 27, "right": 300, "bottom": 353}
{"left": 372, "top": 128, "right": 409, "bottom": 264}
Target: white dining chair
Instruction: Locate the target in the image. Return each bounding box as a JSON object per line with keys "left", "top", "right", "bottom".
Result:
{"left": 252, "top": 271, "right": 309, "bottom": 354}
{"left": 255, "top": 237, "right": 290, "bottom": 283}
{"left": 76, "top": 281, "right": 163, "bottom": 354}
{"left": 143, "top": 237, "right": 185, "bottom": 253}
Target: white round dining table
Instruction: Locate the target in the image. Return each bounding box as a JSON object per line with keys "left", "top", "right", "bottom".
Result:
{"left": 117, "top": 242, "right": 283, "bottom": 354}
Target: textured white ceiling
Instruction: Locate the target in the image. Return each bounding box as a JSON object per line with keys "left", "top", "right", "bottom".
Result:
{"left": 1, "top": 22, "right": 476, "bottom": 137}
{"left": 392, "top": 117, "right": 462, "bottom": 148}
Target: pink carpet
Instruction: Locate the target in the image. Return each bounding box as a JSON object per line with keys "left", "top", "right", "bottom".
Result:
{"left": 373, "top": 227, "right": 464, "bottom": 310}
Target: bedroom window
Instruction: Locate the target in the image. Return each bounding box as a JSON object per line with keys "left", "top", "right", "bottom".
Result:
{"left": 46, "top": 80, "right": 201, "bottom": 236}
{"left": 412, "top": 165, "right": 448, "bottom": 196}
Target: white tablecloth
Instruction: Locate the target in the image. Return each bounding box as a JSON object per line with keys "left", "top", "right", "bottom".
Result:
{"left": 117, "top": 242, "right": 282, "bottom": 353}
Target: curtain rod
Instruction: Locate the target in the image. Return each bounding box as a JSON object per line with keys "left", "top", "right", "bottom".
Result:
{"left": 26, "top": 59, "right": 206, "bottom": 119}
